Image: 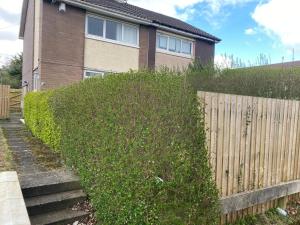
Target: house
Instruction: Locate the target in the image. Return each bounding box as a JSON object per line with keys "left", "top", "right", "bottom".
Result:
{"left": 19, "top": 0, "right": 221, "bottom": 91}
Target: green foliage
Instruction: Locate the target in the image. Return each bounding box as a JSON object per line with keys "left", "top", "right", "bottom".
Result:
{"left": 0, "top": 53, "right": 23, "bottom": 89}
{"left": 24, "top": 91, "right": 61, "bottom": 151}
{"left": 187, "top": 63, "right": 300, "bottom": 100}
{"left": 24, "top": 71, "right": 220, "bottom": 224}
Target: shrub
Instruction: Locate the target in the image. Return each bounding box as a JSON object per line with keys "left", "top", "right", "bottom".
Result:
{"left": 187, "top": 64, "right": 300, "bottom": 100}
{"left": 24, "top": 71, "right": 219, "bottom": 224}
{"left": 24, "top": 91, "right": 61, "bottom": 151}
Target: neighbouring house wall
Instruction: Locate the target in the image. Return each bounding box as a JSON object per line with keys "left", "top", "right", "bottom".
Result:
{"left": 33, "top": 0, "right": 41, "bottom": 70}
{"left": 195, "top": 39, "right": 215, "bottom": 65}
{"left": 155, "top": 52, "right": 193, "bottom": 70}
{"left": 139, "top": 25, "right": 156, "bottom": 69}
{"left": 84, "top": 38, "right": 139, "bottom": 72}
{"left": 22, "top": 0, "right": 34, "bottom": 91}
{"left": 39, "top": 1, "right": 85, "bottom": 90}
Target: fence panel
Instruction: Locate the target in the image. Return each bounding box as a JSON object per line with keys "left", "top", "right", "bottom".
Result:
{"left": 0, "top": 85, "right": 10, "bottom": 119}
{"left": 198, "top": 91, "right": 300, "bottom": 224}
{"left": 10, "top": 89, "right": 22, "bottom": 112}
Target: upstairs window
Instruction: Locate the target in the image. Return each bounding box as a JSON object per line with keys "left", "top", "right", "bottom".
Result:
{"left": 87, "top": 16, "right": 104, "bottom": 37}
{"left": 169, "top": 37, "right": 181, "bottom": 53}
{"left": 156, "top": 32, "right": 193, "bottom": 56}
{"left": 181, "top": 41, "right": 192, "bottom": 55}
{"left": 106, "top": 20, "right": 122, "bottom": 41}
{"left": 86, "top": 15, "right": 139, "bottom": 46}
{"left": 123, "top": 24, "right": 138, "bottom": 45}
{"left": 158, "top": 34, "right": 168, "bottom": 50}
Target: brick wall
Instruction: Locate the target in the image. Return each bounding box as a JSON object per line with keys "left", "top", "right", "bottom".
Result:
{"left": 39, "top": 1, "right": 85, "bottom": 90}
{"left": 139, "top": 25, "right": 156, "bottom": 70}
{"left": 22, "top": 0, "right": 34, "bottom": 91}
{"left": 195, "top": 39, "right": 215, "bottom": 65}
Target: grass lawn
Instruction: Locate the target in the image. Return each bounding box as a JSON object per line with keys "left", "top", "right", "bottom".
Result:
{"left": 230, "top": 199, "right": 300, "bottom": 225}
{"left": 0, "top": 127, "right": 14, "bottom": 171}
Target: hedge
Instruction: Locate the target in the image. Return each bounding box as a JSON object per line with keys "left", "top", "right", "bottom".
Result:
{"left": 24, "top": 71, "right": 219, "bottom": 224}
{"left": 187, "top": 63, "right": 300, "bottom": 100}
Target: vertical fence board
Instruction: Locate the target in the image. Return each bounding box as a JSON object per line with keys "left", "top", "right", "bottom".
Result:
{"left": 198, "top": 91, "right": 300, "bottom": 223}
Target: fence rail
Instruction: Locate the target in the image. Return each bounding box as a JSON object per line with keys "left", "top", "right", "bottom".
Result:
{"left": 198, "top": 91, "right": 300, "bottom": 223}
{"left": 0, "top": 85, "right": 10, "bottom": 119}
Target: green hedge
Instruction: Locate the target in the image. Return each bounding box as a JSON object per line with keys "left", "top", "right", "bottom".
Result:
{"left": 24, "top": 71, "right": 219, "bottom": 224}
{"left": 24, "top": 91, "right": 61, "bottom": 151}
{"left": 187, "top": 64, "right": 300, "bottom": 100}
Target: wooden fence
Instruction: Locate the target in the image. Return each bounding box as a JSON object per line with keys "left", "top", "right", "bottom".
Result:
{"left": 0, "top": 85, "right": 10, "bottom": 119}
{"left": 198, "top": 91, "right": 300, "bottom": 224}
{"left": 9, "top": 89, "right": 22, "bottom": 112}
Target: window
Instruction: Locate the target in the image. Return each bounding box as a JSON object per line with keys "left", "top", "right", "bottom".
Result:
{"left": 182, "top": 41, "right": 192, "bottom": 54}
{"left": 106, "top": 20, "right": 122, "bottom": 41}
{"left": 158, "top": 34, "right": 168, "bottom": 49}
{"left": 87, "top": 16, "right": 104, "bottom": 37}
{"left": 123, "top": 25, "right": 138, "bottom": 45}
{"left": 84, "top": 70, "right": 105, "bottom": 79}
{"left": 169, "top": 37, "right": 181, "bottom": 53}
{"left": 86, "top": 15, "right": 139, "bottom": 46}
{"left": 156, "top": 32, "right": 193, "bottom": 56}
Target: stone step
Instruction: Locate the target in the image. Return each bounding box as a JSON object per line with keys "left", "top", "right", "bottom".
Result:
{"left": 26, "top": 190, "right": 86, "bottom": 216}
{"left": 20, "top": 170, "right": 81, "bottom": 198}
{"left": 30, "top": 208, "right": 89, "bottom": 225}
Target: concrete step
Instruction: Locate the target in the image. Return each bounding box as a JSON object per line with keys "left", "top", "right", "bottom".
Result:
{"left": 20, "top": 170, "right": 81, "bottom": 198}
{"left": 26, "top": 190, "right": 87, "bottom": 216}
{"left": 30, "top": 208, "right": 90, "bottom": 225}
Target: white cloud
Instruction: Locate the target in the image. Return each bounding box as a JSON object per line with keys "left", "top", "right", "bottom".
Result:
{"left": 0, "top": 0, "right": 23, "bottom": 15}
{"left": 252, "top": 0, "right": 300, "bottom": 47}
{"left": 0, "top": 0, "right": 23, "bottom": 66}
{"left": 245, "top": 28, "right": 256, "bottom": 35}
{"left": 129, "top": 0, "right": 256, "bottom": 21}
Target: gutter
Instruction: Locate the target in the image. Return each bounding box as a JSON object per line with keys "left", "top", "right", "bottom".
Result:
{"left": 59, "top": 0, "right": 220, "bottom": 43}
{"left": 19, "top": 0, "right": 29, "bottom": 39}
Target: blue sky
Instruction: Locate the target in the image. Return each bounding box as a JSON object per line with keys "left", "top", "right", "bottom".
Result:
{"left": 0, "top": 0, "right": 299, "bottom": 66}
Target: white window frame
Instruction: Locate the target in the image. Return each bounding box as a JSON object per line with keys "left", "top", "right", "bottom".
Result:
{"left": 85, "top": 14, "right": 140, "bottom": 49}
{"left": 156, "top": 31, "right": 194, "bottom": 58}
{"left": 84, "top": 70, "right": 106, "bottom": 79}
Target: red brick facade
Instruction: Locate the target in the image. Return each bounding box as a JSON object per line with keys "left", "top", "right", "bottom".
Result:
{"left": 22, "top": 0, "right": 34, "bottom": 90}
{"left": 39, "top": 1, "right": 85, "bottom": 90}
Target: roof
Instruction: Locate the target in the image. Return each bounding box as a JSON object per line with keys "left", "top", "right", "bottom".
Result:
{"left": 19, "top": 0, "right": 221, "bottom": 42}
{"left": 83, "top": 0, "right": 221, "bottom": 42}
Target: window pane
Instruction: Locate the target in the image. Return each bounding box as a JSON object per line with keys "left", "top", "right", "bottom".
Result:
{"left": 158, "top": 35, "right": 168, "bottom": 49}
{"left": 85, "top": 71, "right": 104, "bottom": 78}
{"left": 123, "top": 25, "right": 137, "bottom": 45}
{"left": 106, "top": 20, "right": 122, "bottom": 41}
{"left": 87, "top": 16, "right": 103, "bottom": 37}
{"left": 169, "top": 37, "right": 176, "bottom": 51}
{"left": 169, "top": 37, "right": 181, "bottom": 53}
{"left": 182, "top": 41, "right": 192, "bottom": 54}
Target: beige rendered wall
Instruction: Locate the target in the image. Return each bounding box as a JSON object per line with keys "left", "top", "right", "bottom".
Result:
{"left": 84, "top": 38, "right": 139, "bottom": 72}
{"left": 33, "top": 0, "right": 41, "bottom": 69}
{"left": 155, "top": 52, "right": 193, "bottom": 70}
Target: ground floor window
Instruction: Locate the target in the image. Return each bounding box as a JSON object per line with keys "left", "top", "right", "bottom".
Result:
{"left": 84, "top": 70, "right": 106, "bottom": 79}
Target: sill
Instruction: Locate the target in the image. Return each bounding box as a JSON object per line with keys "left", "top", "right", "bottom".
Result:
{"left": 156, "top": 48, "right": 193, "bottom": 59}
{"left": 86, "top": 35, "right": 140, "bottom": 49}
